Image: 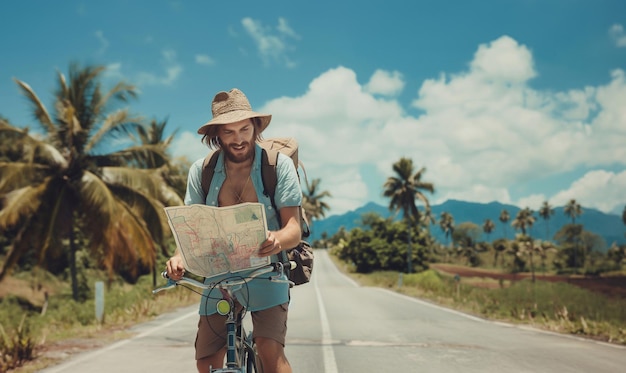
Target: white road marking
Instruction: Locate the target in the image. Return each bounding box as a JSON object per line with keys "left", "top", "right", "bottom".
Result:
{"left": 314, "top": 272, "right": 339, "bottom": 373}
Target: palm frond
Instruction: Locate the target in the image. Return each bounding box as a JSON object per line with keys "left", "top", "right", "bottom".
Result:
{"left": 0, "top": 226, "right": 32, "bottom": 280}
{"left": 78, "top": 171, "right": 157, "bottom": 278}
{"left": 0, "top": 176, "right": 75, "bottom": 279}
{"left": 91, "top": 167, "right": 181, "bottom": 234}
{"left": 0, "top": 162, "right": 49, "bottom": 194}
{"left": 100, "top": 166, "right": 162, "bottom": 198}
{"left": 56, "top": 68, "right": 69, "bottom": 99}
{"left": 100, "top": 144, "right": 170, "bottom": 168}
{"left": 13, "top": 79, "right": 55, "bottom": 132}
{"left": 85, "top": 110, "right": 143, "bottom": 152}
{"left": 0, "top": 184, "right": 47, "bottom": 228}
{"left": 100, "top": 80, "right": 138, "bottom": 106}
{"left": 54, "top": 98, "right": 83, "bottom": 144}
{"left": 0, "top": 119, "right": 68, "bottom": 167}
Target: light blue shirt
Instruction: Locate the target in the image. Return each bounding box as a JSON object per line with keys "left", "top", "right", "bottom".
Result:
{"left": 185, "top": 144, "right": 302, "bottom": 314}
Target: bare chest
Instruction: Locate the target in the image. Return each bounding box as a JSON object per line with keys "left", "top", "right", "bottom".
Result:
{"left": 218, "top": 171, "right": 259, "bottom": 207}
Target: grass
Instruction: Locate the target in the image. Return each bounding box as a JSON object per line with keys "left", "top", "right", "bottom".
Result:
{"left": 0, "top": 269, "right": 201, "bottom": 372}
{"left": 329, "top": 253, "right": 626, "bottom": 345}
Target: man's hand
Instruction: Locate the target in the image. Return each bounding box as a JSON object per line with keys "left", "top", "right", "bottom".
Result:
{"left": 166, "top": 255, "right": 185, "bottom": 280}
{"left": 258, "top": 231, "right": 282, "bottom": 257}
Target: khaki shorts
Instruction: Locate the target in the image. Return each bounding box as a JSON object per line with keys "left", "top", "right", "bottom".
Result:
{"left": 195, "top": 303, "right": 289, "bottom": 360}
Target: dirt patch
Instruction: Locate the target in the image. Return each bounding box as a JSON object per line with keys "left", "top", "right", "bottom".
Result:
{"left": 430, "top": 263, "right": 626, "bottom": 299}
{"left": 0, "top": 276, "right": 52, "bottom": 308}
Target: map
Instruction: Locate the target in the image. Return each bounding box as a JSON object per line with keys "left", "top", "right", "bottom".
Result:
{"left": 164, "top": 203, "right": 270, "bottom": 278}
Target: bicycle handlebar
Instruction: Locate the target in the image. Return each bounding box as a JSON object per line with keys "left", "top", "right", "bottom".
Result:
{"left": 152, "top": 261, "right": 295, "bottom": 294}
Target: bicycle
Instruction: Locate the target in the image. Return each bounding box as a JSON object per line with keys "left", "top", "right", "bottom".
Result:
{"left": 153, "top": 262, "right": 293, "bottom": 373}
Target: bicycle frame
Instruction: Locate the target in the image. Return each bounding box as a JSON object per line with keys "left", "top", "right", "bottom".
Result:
{"left": 153, "top": 262, "right": 292, "bottom": 372}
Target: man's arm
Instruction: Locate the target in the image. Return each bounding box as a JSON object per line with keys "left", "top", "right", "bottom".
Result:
{"left": 165, "top": 247, "right": 185, "bottom": 280}
{"left": 258, "top": 205, "right": 301, "bottom": 257}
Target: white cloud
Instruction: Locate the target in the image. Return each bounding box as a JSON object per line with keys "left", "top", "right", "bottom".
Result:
{"left": 135, "top": 49, "right": 183, "bottom": 86}
{"left": 195, "top": 54, "right": 215, "bottom": 66}
{"left": 470, "top": 35, "right": 536, "bottom": 83}
{"left": 442, "top": 185, "right": 512, "bottom": 205}
{"left": 95, "top": 30, "right": 109, "bottom": 55}
{"left": 102, "top": 51, "right": 182, "bottom": 87}
{"left": 104, "top": 62, "right": 124, "bottom": 80}
{"left": 241, "top": 17, "right": 299, "bottom": 67}
{"left": 170, "top": 131, "right": 208, "bottom": 164}
{"left": 364, "top": 70, "right": 405, "bottom": 96}
{"left": 175, "top": 36, "right": 626, "bottom": 216}
{"left": 516, "top": 194, "right": 548, "bottom": 211}
{"left": 609, "top": 24, "right": 626, "bottom": 47}
{"left": 277, "top": 17, "right": 300, "bottom": 40}
{"left": 551, "top": 170, "right": 626, "bottom": 214}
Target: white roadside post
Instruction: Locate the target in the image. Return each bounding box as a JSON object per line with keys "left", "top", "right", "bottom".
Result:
{"left": 95, "top": 281, "right": 104, "bottom": 323}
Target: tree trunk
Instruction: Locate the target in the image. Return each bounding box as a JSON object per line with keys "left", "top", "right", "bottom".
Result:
{"left": 69, "top": 219, "right": 79, "bottom": 301}
{"left": 406, "top": 221, "right": 412, "bottom": 274}
{"left": 530, "top": 251, "right": 535, "bottom": 283}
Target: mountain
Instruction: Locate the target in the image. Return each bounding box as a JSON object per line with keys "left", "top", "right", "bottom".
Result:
{"left": 309, "top": 200, "right": 626, "bottom": 249}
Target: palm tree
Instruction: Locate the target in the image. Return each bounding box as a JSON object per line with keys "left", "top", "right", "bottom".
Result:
{"left": 130, "top": 118, "right": 177, "bottom": 166}
{"left": 564, "top": 199, "right": 583, "bottom": 224}
{"left": 439, "top": 211, "right": 455, "bottom": 252}
{"left": 516, "top": 237, "right": 538, "bottom": 282}
{"left": 134, "top": 118, "right": 188, "bottom": 201}
{"left": 512, "top": 207, "right": 537, "bottom": 280}
{"left": 482, "top": 219, "right": 495, "bottom": 242}
{"left": 383, "top": 157, "right": 434, "bottom": 273}
{"left": 512, "top": 207, "right": 535, "bottom": 236}
{"left": 133, "top": 117, "right": 187, "bottom": 285}
{"left": 0, "top": 63, "right": 182, "bottom": 299}
{"left": 492, "top": 238, "right": 507, "bottom": 268}
{"left": 538, "top": 200, "right": 555, "bottom": 241}
{"left": 499, "top": 209, "right": 510, "bottom": 239}
{"left": 302, "top": 178, "right": 331, "bottom": 232}
{"left": 420, "top": 208, "right": 436, "bottom": 228}
{"left": 563, "top": 199, "right": 583, "bottom": 273}
{"left": 420, "top": 208, "right": 437, "bottom": 258}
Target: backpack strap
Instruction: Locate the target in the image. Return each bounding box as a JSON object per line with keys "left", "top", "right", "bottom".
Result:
{"left": 263, "top": 149, "right": 311, "bottom": 239}
{"left": 259, "top": 149, "right": 292, "bottom": 266}
{"left": 201, "top": 150, "right": 220, "bottom": 200}
{"left": 261, "top": 148, "right": 279, "bottom": 203}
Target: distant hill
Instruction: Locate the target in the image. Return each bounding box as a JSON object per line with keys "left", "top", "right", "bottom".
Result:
{"left": 309, "top": 200, "right": 626, "bottom": 250}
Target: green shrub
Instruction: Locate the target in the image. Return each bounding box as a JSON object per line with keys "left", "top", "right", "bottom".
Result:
{"left": 0, "top": 315, "right": 37, "bottom": 371}
{"left": 404, "top": 270, "right": 450, "bottom": 295}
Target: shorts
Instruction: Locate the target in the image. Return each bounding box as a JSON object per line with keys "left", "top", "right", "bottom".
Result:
{"left": 195, "top": 302, "right": 289, "bottom": 360}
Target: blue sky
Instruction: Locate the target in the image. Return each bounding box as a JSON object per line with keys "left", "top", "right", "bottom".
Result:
{"left": 1, "top": 0, "right": 625, "bottom": 216}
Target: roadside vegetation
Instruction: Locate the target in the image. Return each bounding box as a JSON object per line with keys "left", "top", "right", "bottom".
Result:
{"left": 329, "top": 251, "right": 626, "bottom": 345}
{"left": 0, "top": 253, "right": 200, "bottom": 372}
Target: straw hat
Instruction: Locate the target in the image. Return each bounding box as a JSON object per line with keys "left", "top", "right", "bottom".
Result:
{"left": 197, "top": 88, "right": 272, "bottom": 135}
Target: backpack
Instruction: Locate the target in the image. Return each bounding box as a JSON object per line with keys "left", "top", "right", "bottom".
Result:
{"left": 200, "top": 137, "right": 314, "bottom": 285}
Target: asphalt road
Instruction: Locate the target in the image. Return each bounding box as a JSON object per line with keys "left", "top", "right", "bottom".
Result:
{"left": 41, "top": 250, "right": 626, "bottom": 372}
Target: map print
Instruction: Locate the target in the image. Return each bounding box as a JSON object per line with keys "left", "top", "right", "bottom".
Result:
{"left": 164, "top": 203, "right": 270, "bottom": 278}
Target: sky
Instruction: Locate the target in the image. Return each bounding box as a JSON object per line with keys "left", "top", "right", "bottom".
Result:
{"left": 1, "top": 0, "right": 625, "bottom": 217}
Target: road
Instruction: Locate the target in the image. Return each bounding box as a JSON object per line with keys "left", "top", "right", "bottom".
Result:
{"left": 42, "top": 250, "right": 626, "bottom": 372}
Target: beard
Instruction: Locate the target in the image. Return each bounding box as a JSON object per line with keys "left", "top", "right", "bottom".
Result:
{"left": 222, "top": 141, "right": 255, "bottom": 164}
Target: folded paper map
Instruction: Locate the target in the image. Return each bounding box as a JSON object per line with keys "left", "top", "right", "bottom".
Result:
{"left": 164, "top": 203, "right": 270, "bottom": 278}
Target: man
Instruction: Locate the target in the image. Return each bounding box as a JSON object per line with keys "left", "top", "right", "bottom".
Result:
{"left": 166, "top": 88, "right": 301, "bottom": 373}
